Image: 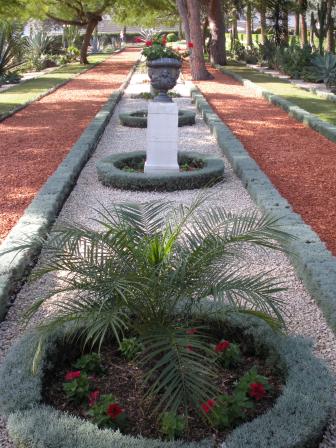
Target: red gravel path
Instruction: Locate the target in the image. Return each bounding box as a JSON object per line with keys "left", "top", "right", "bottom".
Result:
{"left": 0, "top": 48, "right": 139, "bottom": 244}
{"left": 187, "top": 65, "right": 336, "bottom": 255}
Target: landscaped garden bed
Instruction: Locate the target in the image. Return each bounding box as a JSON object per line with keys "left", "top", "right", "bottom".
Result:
{"left": 119, "top": 108, "right": 195, "bottom": 127}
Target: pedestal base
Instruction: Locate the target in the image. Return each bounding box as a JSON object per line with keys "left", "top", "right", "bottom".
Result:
{"left": 144, "top": 101, "right": 179, "bottom": 174}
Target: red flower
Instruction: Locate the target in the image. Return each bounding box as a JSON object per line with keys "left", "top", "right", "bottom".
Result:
{"left": 162, "top": 35, "right": 167, "bottom": 45}
{"left": 187, "top": 41, "right": 194, "bottom": 49}
{"left": 186, "top": 344, "right": 193, "bottom": 352}
{"left": 248, "top": 383, "right": 266, "bottom": 400}
{"left": 145, "top": 40, "right": 152, "bottom": 47}
{"left": 88, "top": 390, "right": 100, "bottom": 407}
{"left": 186, "top": 328, "right": 198, "bottom": 335}
{"left": 107, "top": 403, "right": 123, "bottom": 419}
{"left": 215, "top": 340, "right": 230, "bottom": 353}
{"left": 64, "top": 370, "right": 81, "bottom": 381}
{"left": 134, "top": 36, "right": 143, "bottom": 43}
{"left": 201, "top": 399, "right": 216, "bottom": 414}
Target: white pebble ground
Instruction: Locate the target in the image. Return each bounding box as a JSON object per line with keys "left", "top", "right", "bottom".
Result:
{"left": 0, "top": 69, "right": 335, "bottom": 447}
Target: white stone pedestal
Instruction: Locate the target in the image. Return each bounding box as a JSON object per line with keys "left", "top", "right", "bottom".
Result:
{"left": 144, "top": 101, "right": 179, "bottom": 174}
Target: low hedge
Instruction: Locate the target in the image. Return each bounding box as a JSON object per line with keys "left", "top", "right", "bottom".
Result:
{"left": 96, "top": 151, "right": 224, "bottom": 191}
{"left": 0, "top": 313, "right": 334, "bottom": 448}
{"left": 119, "top": 109, "right": 196, "bottom": 128}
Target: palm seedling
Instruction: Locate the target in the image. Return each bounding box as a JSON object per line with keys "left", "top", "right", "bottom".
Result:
{"left": 6, "top": 195, "right": 293, "bottom": 418}
{"left": 0, "top": 22, "right": 25, "bottom": 78}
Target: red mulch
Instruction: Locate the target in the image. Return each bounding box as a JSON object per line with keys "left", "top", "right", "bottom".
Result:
{"left": 186, "top": 65, "right": 336, "bottom": 255}
{"left": 0, "top": 48, "right": 139, "bottom": 244}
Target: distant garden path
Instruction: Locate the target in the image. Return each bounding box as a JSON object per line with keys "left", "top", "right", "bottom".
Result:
{"left": 186, "top": 65, "right": 336, "bottom": 255}
{"left": 0, "top": 48, "right": 139, "bottom": 244}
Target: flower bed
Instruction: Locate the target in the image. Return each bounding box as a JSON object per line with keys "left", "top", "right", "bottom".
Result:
{"left": 0, "top": 312, "right": 333, "bottom": 448}
{"left": 119, "top": 109, "right": 196, "bottom": 128}
{"left": 96, "top": 151, "right": 224, "bottom": 191}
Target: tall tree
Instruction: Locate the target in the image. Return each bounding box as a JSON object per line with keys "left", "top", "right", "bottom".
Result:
{"left": 208, "top": 0, "right": 226, "bottom": 64}
{"left": 246, "top": 2, "right": 253, "bottom": 47}
{"left": 299, "top": 0, "right": 308, "bottom": 46}
{"left": 186, "top": 0, "right": 213, "bottom": 79}
{"left": 176, "top": 0, "right": 190, "bottom": 41}
{"left": 23, "top": 0, "right": 115, "bottom": 64}
{"left": 326, "top": 0, "right": 335, "bottom": 52}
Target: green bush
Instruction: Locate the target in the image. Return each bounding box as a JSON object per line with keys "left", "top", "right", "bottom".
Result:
{"left": 166, "top": 33, "right": 178, "bottom": 43}
{"left": 309, "top": 53, "right": 336, "bottom": 91}
{"left": 0, "top": 21, "right": 25, "bottom": 77}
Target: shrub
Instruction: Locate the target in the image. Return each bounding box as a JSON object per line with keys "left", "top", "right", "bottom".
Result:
{"left": 166, "top": 33, "right": 178, "bottom": 43}
{"left": 0, "top": 21, "right": 25, "bottom": 77}
{"left": 309, "top": 53, "right": 336, "bottom": 91}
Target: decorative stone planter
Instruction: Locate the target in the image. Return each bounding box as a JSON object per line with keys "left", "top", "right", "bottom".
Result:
{"left": 0, "top": 312, "right": 334, "bottom": 448}
{"left": 96, "top": 151, "right": 224, "bottom": 191}
{"left": 147, "top": 58, "right": 182, "bottom": 103}
{"left": 119, "top": 109, "right": 196, "bottom": 128}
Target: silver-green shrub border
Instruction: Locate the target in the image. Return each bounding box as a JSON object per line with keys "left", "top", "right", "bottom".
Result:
{"left": 96, "top": 150, "right": 224, "bottom": 191}
{"left": 0, "top": 52, "right": 139, "bottom": 322}
{"left": 0, "top": 313, "right": 333, "bottom": 448}
{"left": 119, "top": 109, "right": 196, "bottom": 128}
{"left": 189, "top": 82, "right": 336, "bottom": 336}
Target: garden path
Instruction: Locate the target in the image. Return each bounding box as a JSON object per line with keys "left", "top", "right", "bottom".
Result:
{"left": 0, "top": 68, "right": 336, "bottom": 447}
{"left": 0, "top": 48, "right": 139, "bottom": 245}
{"left": 186, "top": 65, "right": 336, "bottom": 256}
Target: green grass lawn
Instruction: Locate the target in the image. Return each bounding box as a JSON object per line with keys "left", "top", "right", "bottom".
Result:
{"left": 0, "top": 54, "right": 111, "bottom": 117}
{"left": 225, "top": 64, "right": 336, "bottom": 125}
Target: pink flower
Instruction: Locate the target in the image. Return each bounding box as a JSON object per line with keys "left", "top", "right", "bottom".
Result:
{"left": 64, "top": 370, "right": 81, "bottom": 381}
{"left": 215, "top": 340, "right": 230, "bottom": 353}
{"left": 145, "top": 40, "right": 152, "bottom": 47}
{"left": 134, "top": 36, "right": 143, "bottom": 43}
{"left": 201, "top": 399, "right": 216, "bottom": 414}
{"left": 88, "top": 390, "right": 100, "bottom": 407}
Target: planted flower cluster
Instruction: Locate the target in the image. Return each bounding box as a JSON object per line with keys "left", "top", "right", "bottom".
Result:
{"left": 136, "top": 33, "right": 193, "bottom": 61}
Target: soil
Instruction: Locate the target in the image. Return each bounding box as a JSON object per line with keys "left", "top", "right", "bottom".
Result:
{"left": 120, "top": 157, "right": 205, "bottom": 173}
{"left": 0, "top": 48, "right": 139, "bottom": 245}
{"left": 184, "top": 64, "right": 336, "bottom": 256}
{"left": 43, "top": 337, "right": 283, "bottom": 445}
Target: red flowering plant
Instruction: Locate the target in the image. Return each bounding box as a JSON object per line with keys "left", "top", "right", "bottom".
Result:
{"left": 235, "top": 366, "right": 270, "bottom": 400}
{"left": 63, "top": 370, "right": 90, "bottom": 403}
{"left": 214, "top": 339, "right": 242, "bottom": 369}
{"left": 142, "top": 34, "right": 181, "bottom": 61}
{"left": 87, "top": 393, "right": 128, "bottom": 430}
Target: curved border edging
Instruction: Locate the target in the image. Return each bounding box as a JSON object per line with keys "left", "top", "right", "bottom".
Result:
{"left": 217, "top": 65, "right": 336, "bottom": 144}
{"left": 0, "top": 313, "right": 333, "bottom": 448}
{"left": 0, "top": 49, "right": 124, "bottom": 124}
{"left": 187, "top": 81, "right": 336, "bottom": 334}
{"left": 0, "top": 52, "right": 140, "bottom": 322}
{"left": 96, "top": 150, "right": 224, "bottom": 191}
{"left": 119, "top": 109, "right": 196, "bottom": 128}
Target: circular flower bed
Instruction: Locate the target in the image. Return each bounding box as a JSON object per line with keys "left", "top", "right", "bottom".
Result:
{"left": 0, "top": 312, "right": 333, "bottom": 448}
{"left": 119, "top": 109, "right": 196, "bottom": 128}
{"left": 96, "top": 151, "right": 224, "bottom": 191}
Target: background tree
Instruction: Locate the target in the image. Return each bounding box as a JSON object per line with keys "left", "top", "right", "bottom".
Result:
{"left": 208, "top": 0, "right": 227, "bottom": 64}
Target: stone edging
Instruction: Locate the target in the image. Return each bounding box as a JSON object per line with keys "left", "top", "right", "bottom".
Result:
{"left": 217, "top": 65, "right": 336, "bottom": 144}
{"left": 0, "top": 49, "right": 124, "bottom": 124}
{"left": 0, "top": 54, "right": 139, "bottom": 321}
{"left": 188, "top": 82, "right": 336, "bottom": 334}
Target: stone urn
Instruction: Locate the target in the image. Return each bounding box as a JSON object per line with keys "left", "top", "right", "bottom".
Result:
{"left": 147, "top": 57, "right": 182, "bottom": 103}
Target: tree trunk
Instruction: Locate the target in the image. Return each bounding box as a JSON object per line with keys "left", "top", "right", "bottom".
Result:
{"left": 208, "top": 0, "right": 226, "bottom": 65}
{"left": 282, "top": 9, "right": 289, "bottom": 45}
{"left": 186, "top": 0, "right": 213, "bottom": 80}
{"left": 176, "top": 0, "right": 190, "bottom": 42}
{"left": 300, "top": 13, "right": 308, "bottom": 46}
{"left": 80, "top": 18, "right": 98, "bottom": 64}
{"left": 259, "top": 7, "right": 267, "bottom": 44}
{"left": 310, "top": 12, "right": 316, "bottom": 48}
{"left": 202, "top": 16, "right": 209, "bottom": 52}
{"left": 246, "top": 3, "right": 253, "bottom": 47}
{"left": 295, "top": 12, "right": 300, "bottom": 36}
{"left": 326, "top": 0, "right": 335, "bottom": 53}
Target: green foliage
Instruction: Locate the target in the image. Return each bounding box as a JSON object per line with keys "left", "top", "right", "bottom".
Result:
{"left": 160, "top": 412, "right": 187, "bottom": 440}
{"left": 142, "top": 36, "right": 181, "bottom": 61}
{"left": 235, "top": 367, "right": 269, "bottom": 396}
{"left": 209, "top": 392, "right": 254, "bottom": 429}
{"left": 310, "top": 53, "right": 336, "bottom": 90}
{"left": 87, "top": 393, "right": 128, "bottom": 429}
{"left": 10, "top": 196, "right": 291, "bottom": 419}
{"left": 63, "top": 373, "right": 90, "bottom": 403}
{"left": 0, "top": 21, "right": 25, "bottom": 76}
{"left": 25, "top": 30, "right": 55, "bottom": 70}
{"left": 166, "top": 33, "right": 178, "bottom": 43}
{"left": 232, "top": 40, "right": 246, "bottom": 61}
{"left": 73, "top": 353, "right": 103, "bottom": 374}
{"left": 216, "top": 342, "right": 242, "bottom": 369}
{"left": 276, "top": 43, "right": 314, "bottom": 78}
{"left": 119, "top": 337, "right": 144, "bottom": 360}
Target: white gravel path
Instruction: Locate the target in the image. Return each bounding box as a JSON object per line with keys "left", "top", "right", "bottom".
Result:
{"left": 0, "top": 70, "right": 336, "bottom": 447}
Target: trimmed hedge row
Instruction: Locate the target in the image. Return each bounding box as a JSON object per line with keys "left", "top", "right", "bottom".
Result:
{"left": 0, "top": 313, "right": 333, "bottom": 448}
{"left": 96, "top": 151, "right": 224, "bottom": 191}
{"left": 119, "top": 109, "right": 196, "bottom": 128}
